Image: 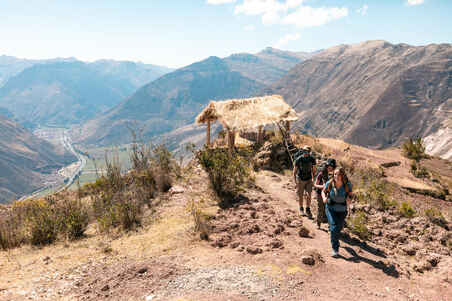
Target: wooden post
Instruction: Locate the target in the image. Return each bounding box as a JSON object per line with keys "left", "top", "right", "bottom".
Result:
{"left": 227, "top": 130, "right": 235, "bottom": 153}
{"left": 257, "top": 125, "right": 263, "bottom": 144}
{"left": 206, "top": 120, "right": 211, "bottom": 147}
{"left": 285, "top": 121, "right": 290, "bottom": 132}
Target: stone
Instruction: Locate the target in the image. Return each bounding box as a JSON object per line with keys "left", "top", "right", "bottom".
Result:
{"left": 169, "top": 185, "right": 184, "bottom": 194}
{"left": 137, "top": 267, "right": 148, "bottom": 274}
{"left": 301, "top": 256, "right": 315, "bottom": 265}
{"left": 298, "top": 226, "right": 310, "bottom": 238}
{"left": 246, "top": 246, "right": 263, "bottom": 255}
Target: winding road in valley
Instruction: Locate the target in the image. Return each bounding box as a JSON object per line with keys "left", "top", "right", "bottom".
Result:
{"left": 19, "top": 128, "right": 86, "bottom": 200}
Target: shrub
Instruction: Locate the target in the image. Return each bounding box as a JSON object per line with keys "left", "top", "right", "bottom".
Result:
{"left": 399, "top": 201, "right": 417, "bottom": 218}
{"left": 22, "top": 199, "right": 59, "bottom": 246}
{"left": 187, "top": 199, "right": 210, "bottom": 240}
{"left": 0, "top": 209, "right": 25, "bottom": 250}
{"left": 402, "top": 137, "right": 427, "bottom": 162}
{"left": 356, "top": 175, "right": 395, "bottom": 211}
{"left": 410, "top": 161, "right": 429, "bottom": 178}
{"left": 347, "top": 211, "right": 370, "bottom": 240}
{"left": 424, "top": 207, "right": 447, "bottom": 228}
{"left": 197, "top": 148, "right": 251, "bottom": 200}
{"left": 58, "top": 199, "right": 89, "bottom": 240}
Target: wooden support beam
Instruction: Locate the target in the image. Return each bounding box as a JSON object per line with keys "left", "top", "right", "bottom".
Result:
{"left": 206, "top": 120, "right": 211, "bottom": 147}
{"left": 257, "top": 125, "right": 263, "bottom": 144}
{"left": 227, "top": 130, "right": 235, "bottom": 153}
{"left": 285, "top": 121, "right": 291, "bottom": 132}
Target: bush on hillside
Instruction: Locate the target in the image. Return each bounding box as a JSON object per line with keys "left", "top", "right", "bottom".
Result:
{"left": 399, "top": 201, "right": 417, "bottom": 218}
{"left": 347, "top": 210, "right": 370, "bottom": 240}
{"left": 424, "top": 207, "right": 447, "bottom": 228}
{"left": 402, "top": 137, "right": 427, "bottom": 162}
{"left": 355, "top": 169, "right": 395, "bottom": 210}
{"left": 19, "top": 199, "right": 59, "bottom": 246}
{"left": 0, "top": 209, "right": 25, "bottom": 250}
{"left": 197, "top": 148, "right": 252, "bottom": 201}
{"left": 410, "top": 161, "right": 429, "bottom": 178}
{"left": 57, "top": 199, "right": 89, "bottom": 240}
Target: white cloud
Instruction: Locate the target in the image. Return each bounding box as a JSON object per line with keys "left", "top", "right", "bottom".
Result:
{"left": 234, "top": 0, "right": 347, "bottom": 28}
{"left": 207, "top": 0, "right": 236, "bottom": 4}
{"left": 357, "top": 4, "right": 368, "bottom": 16}
{"left": 406, "top": 0, "right": 424, "bottom": 5}
{"left": 283, "top": 6, "right": 348, "bottom": 28}
{"left": 244, "top": 25, "right": 256, "bottom": 31}
{"left": 274, "top": 33, "right": 301, "bottom": 48}
{"left": 234, "top": 0, "right": 304, "bottom": 25}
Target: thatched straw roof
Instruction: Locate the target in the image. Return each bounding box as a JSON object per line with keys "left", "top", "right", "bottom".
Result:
{"left": 195, "top": 95, "right": 298, "bottom": 131}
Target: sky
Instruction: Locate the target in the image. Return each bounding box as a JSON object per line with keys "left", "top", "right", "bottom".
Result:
{"left": 0, "top": 0, "right": 451, "bottom": 68}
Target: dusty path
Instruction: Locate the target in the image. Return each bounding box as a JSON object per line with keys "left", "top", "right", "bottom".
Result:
{"left": 1, "top": 168, "right": 451, "bottom": 301}
{"left": 254, "top": 170, "right": 451, "bottom": 301}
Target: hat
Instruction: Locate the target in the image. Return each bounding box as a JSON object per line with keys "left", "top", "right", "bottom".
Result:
{"left": 327, "top": 158, "right": 337, "bottom": 168}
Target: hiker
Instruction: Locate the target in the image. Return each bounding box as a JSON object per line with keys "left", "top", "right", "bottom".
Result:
{"left": 293, "top": 146, "right": 316, "bottom": 218}
{"left": 322, "top": 167, "right": 352, "bottom": 257}
{"left": 313, "top": 158, "right": 336, "bottom": 229}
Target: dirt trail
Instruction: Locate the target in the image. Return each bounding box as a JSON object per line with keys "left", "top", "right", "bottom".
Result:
{"left": 1, "top": 168, "right": 451, "bottom": 301}
{"left": 254, "top": 170, "right": 451, "bottom": 301}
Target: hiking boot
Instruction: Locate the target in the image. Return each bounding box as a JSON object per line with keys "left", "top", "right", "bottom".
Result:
{"left": 300, "top": 207, "right": 306, "bottom": 216}
{"left": 306, "top": 207, "right": 313, "bottom": 219}
{"left": 331, "top": 250, "right": 339, "bottom": 258}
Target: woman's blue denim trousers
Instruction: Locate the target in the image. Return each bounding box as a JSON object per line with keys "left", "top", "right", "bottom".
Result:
{"left": 325, "top": 204, "right": 347, "bottom": 252}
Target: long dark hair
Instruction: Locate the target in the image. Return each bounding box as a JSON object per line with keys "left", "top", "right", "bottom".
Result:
{"left": 327, "top": 167, "right": 350, "bottom": 196}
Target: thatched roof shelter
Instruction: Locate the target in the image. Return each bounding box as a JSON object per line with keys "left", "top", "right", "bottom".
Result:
{"left": 196, "top": 95, "right": 298, "bottom": 148}
{"left": 196, "top": 95, "right": 297, "bottom": 130}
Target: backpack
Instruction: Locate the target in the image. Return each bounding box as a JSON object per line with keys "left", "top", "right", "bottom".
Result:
{"left": 314, "top": 163, "right": 329, "bottom": 193}
{"left": 293, "top": 149, "right": 304, "bottom": 162}
{"left": 325, "top": 179, "right": 351, "bottom": 204}
{"left": 295, "top": 155, "right": 314, "bottom": 181}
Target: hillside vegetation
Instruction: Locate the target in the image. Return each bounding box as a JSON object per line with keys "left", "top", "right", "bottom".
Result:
{"left": 1, "top": 133, "right": 451, "bottom": 300}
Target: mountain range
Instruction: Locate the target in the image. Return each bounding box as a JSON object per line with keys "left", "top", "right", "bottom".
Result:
{"left": 75, "top": 48, "right": 308, "bottom": 146}
{"left": 268, "top": 40, "right": 452, "bottom": 158}
{"left": 0, "top": 114, "right": 76, "bottom": 203}
{"left": 0, "top": 57, "right": 172, "bottom": 127}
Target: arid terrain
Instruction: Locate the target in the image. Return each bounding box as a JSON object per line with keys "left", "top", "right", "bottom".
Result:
{"left": 1, "top": 135, "right": 451, "bottom": 301}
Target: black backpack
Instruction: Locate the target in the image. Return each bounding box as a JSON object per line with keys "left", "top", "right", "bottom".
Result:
{"left": 296, "top": 155, "right": 314, "bottom": 181}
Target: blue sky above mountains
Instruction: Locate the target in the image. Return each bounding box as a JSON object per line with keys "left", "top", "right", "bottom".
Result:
{"left": 1, "top": 0, "right": 450, "bottom": 68}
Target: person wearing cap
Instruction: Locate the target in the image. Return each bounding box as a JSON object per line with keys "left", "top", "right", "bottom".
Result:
{"left": 293, "top": 146, "right": 316, "bottom": 219}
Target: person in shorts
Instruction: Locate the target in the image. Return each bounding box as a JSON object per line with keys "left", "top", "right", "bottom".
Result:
{"left": 293, "top": 146, "right": 316, "bottom": 218}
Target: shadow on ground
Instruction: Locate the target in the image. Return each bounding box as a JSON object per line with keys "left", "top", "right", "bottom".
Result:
{"left": 341, "top": 246, "right": 399, "bottom": 278}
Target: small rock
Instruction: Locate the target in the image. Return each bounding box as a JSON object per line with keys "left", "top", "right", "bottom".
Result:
{"left": 230, "top": 242, "right": 240, "bottom": 249}
{"left": 137, "top": 267, "right": 148, "bottom": 274}
{"left": 100, "top": 284, "right": 109, "bottom": 292}
{"left": 169, "top": 185, "right": 184, "bottom": 194}
{"left": 246, "top": 246, "right": 263, "bottom": 255}
{"left": 298, "top": 226, "right": 310, "bottom": 238}
{"left": 301, "top": 256, "right": 315, "bottom": 265}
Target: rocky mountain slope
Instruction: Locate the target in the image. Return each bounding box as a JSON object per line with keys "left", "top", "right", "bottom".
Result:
{"left": 76, "top": 48, "right": 307, "bottom": 147}
{"left": 76, "top": 57, "right": 266, "bottom": 146}
{"left": 0, "top": 57, "right": 172, "bottom": 127}
{"left": 1, "top": 135, "right": 450, "bottom": 300}
{"left": 0, "top": 55, "right": 78, "bottom": 88}
{"left": 269, "top": 40, "right": 452, "bottom": 159}
{"left": 0, "top": 115, "right": 76, "bottom": 203}
{"left": 224, "top": 47, "right": 309, "bottom": 86}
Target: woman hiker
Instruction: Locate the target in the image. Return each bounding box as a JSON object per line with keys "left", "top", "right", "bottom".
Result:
{"left": 321, "top": 167, "right": 353, "bottom": 258}
{"left": 313, "top": 159, "right": 336, "bottom": 229}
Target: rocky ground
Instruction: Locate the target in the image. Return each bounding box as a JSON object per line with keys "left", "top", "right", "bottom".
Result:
{"left": 1, "top": 139, "right": 451, "bottom": 301}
